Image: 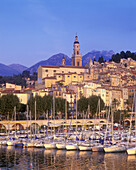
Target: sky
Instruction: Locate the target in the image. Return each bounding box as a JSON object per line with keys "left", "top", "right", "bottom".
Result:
{"left": 0, "top": 0, "right": 136, "bottom": 67}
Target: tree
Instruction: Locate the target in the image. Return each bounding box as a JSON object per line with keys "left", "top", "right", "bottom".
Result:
{"left": 0, "top": 94, "right": 20, "bottom": 119}
{"left": 88, "top": 95, "right": 104, "bottom": 118}
{"left": 55, "top": 97, "right": 67, "bottom": 118}
{"left": 35, "top": 95, "right": 44, "bottom": 119}
{"left": 112, "top": 98, "right": 120, "bottom": 111}
{"left": 98, "top": 56, "right": 104, "bottom": 64}
{"left": 28, "top": 95, "right": 44, "bottom": 119}
{"left": 114, "top": 110, "right": 121, "bottom": 123}
{"left": 22, "top": 70, "right": 30, "bottom": 78}
{"left": 110, "top": 51, "right": 136, "bottom": 63}
{"left": 19, "top": 103, "right": 26, "bottom": 113}
{"left": 31, "top": 72, "right": 37, "bottom": 81}
{"left": 77, "top": 96, "right": 88, "bottom": 113}
{"left": 42, "top": 95, "right": 53, "bottom": 114}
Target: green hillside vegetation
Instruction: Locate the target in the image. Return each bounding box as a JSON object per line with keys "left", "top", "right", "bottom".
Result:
{"left": 109, "top": 51, "right": 136, "bottom": 63}
{"left": 0, "top": 71, "right": 37, "bottom": 88}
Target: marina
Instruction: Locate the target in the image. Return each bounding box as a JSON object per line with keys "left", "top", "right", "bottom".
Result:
{"left": 0, "top": 145, "right": 136, "bottom": 169}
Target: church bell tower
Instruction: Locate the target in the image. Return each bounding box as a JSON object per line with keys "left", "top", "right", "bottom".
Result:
{"left": 72, "top": 35, "right": 82, "bottom": 67}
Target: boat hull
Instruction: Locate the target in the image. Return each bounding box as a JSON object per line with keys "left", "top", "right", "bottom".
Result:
{"left": 66, "top": 144, "right": 79, "bottom": 150}
{"left": 92, "top": 146, "right": 104, "bottom": 152}
{"left": 79, "top": 145, "right": 92, "bottom": 151}
{"left": 56, "top": 143, "right": 66, "bottom": 149}
{"left": 7, "top": 141, "right": 14, "bottom": 146}
{"left": 44, "top": 143, "right": 56, "bottom": 149}
{"left": 104, "top": 146, "right": 126, "bottom": 153}
{"left": 14, "top": 143, "right": 24, "bottom": 147}
{"left": 127, "top": 147, "right": 136, "bottom": 155}
{"left": 25, "top": 142, "right": 35, "bottom": 148}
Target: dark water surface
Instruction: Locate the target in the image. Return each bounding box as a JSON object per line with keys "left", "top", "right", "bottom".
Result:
{"left": 0, "top": 146, "right": 136, "bottom": 170}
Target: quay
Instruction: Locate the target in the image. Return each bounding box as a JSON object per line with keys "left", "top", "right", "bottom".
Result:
{"left": 0, "top": 119, "right": 109, "bottom": 130}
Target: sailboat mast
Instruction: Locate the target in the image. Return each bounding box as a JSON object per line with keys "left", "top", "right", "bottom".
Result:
{"left": 14, "top": 106, "right": 16, "bottom": 137}
{"left": 35, "top": 100, "right": 36, "bottom": 135}
{"left": 76, "top": 93, "right": 77, "bottom": 136}
{"left": 30, "top": 110, "right": 32, "bottom": 140}
{"left": 111, "top": 100, "right": 114, "bottom": 144}
{"left": 65, "top": 99, "right": 67, "bottom": 137}
{"left": 53, "top": 94, "right": 55, "bottom": 135}
{"left": 27, "top": 105, "right": 28, "bottom": 135}
{"left": 98, "top": 99, "right": 100, "bottom": 137}
{"left": 134, "top": 93, "right": 136, "bottom": 147}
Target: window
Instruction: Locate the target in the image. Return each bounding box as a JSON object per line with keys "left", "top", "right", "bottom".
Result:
{"left": 54, "top": 70, "right": 56, "bottom": 72}
{"left": 74, "top": 76, "right": 76, "bottom": 78}
{"left": 68, "top": 76, "right": 70, "bottom": 77}
{"left": 59, "top": 76, "right": 61, "bottom": 78}
{"left": 45, "top": 70, "right": 48, "bottom": 72}
{"left": 77, "top": 51, "right": 79, "bottom": 55}
{"left": 77, "top": 62, "right": 80, "bottom": 66}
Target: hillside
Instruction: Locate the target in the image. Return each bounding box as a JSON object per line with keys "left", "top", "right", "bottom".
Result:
{"left": 0, "top": 50, "right": 114, "bottom": 76}
{"left": 82, "top": 50, "right": 114, "bottom": 66}
{"left": 8, "top": 64, "right": 28, "bottom": 74}
{"left": 0, "top": 63, "right": 20, "bottom": 76}
{"left": 27, "top": 50, "right": 114, "bottom": 73}
{"left": 27, "top": 53, "right": 71, "bottom": 74}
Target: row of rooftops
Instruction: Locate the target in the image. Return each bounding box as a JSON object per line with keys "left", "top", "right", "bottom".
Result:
{"left": 40, "top": 65, "right": 88, "bottom": 69}
{"left": 1, "top": 83, "right": 136, "bottom": 97}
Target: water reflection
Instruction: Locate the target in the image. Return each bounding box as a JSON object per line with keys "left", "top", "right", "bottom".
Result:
{"left": 0, "top": 146, "right": 136, "bottom": 169}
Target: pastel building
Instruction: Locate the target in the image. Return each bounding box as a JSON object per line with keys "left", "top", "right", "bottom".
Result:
{"left": 36, "top": 35, "right": 89, "bottom": 89}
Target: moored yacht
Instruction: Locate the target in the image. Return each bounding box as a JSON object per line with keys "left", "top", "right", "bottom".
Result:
{"left": 44, "top": 143, "right": 56, "bottom": 149}
{"left": 66, "top": 143, "right": 79, "bottom": 150}
{"left": 127, "top": 147, "right": 136, "bottom": 155}
{"left": 104, "top": 144, "right": 126, "bottom": 153}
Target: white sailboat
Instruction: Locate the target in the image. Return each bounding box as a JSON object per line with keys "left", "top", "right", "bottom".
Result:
{"left": 66, "top": 93, "right": 79, "bottom": 151}
{"left": 91, "top": 99, "right": 104, "bottom": 152}
{"left": 66, "top": 143, "right": 79, "bottom": 150}
{"left": 127, "top": 93, "right": 136, "bottom": 155}
{"left": 7, "top": 106, "right": 16, "bottom": 146}
{"left": 24, "top": 108, "right": 35, "bottom": 148}
{"left": 44, "top": 95, "right": 56, "bottom": 149}
{"left": 104, "top": 99, "right": 126, "bottom": 153}
{"left": 56, "top": 99, "right": 68, "bottom": 150}
{"left": 78, "top": 143, "right": 92, "bottom": 151}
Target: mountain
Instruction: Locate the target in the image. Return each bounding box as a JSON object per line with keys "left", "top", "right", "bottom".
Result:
{"left": 0, "top": 50, "right": 115, "bottom": 76}
{"left": 27, "top": 53, "right": 72, "bottom": 73}
{"left": 8, "top": 64, "right": 28, "bottom": 74}
{"left": 27, "top": 50, "right": 114, "bottom": 73}
{"left": 0, "top": 63, "right": 20, "bottom": 76}
{"left": 82, "top": 50, "right": 114, "bottom": 66}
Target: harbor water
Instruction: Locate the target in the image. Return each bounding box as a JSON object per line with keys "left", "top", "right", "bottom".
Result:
{"left": 0, "top": 146, "right": 136, "bottom": 170}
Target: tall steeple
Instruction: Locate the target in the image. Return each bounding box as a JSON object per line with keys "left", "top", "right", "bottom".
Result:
{"left": 62, "top": 56, "right": 66, "bottom": 66}
{"left": 72, "top": 35, "right": 82, "bottom": 67}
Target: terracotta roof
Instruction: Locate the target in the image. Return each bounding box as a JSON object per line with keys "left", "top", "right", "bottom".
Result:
{"left": 42, "top": 77, "right": 56, "bottom": 80}
{"left": 41, "top": 65, "right": 88, "bottom": 69}
{"left": 41, "top": 65, "right": 58, "bottom": 68}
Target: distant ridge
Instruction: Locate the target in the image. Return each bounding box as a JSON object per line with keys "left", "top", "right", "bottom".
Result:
{"left": 0, "top": 63, "right": 20, "bottom": 76}
{"left": 8, "top": 64, "right": 28, "bottom": 74}
{"left": 82, "top": 50, "right": 114, "bottom": 66}
{"left": 27, "top": 50, "right": 114, "bottom": 74}
{"left": 0, "top": 50, "right": 114, "bottom": 76}
{"left": 27, "top": 53, "right": 71, "bottom": 74}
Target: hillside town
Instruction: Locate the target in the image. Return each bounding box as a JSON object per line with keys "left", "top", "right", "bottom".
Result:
{"left": 1, "top": 1, "right": 136, "bottom": 168}
{"left": 0, "top": 35, "right": 136, "bottom": 115}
